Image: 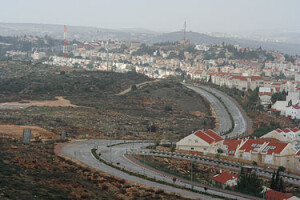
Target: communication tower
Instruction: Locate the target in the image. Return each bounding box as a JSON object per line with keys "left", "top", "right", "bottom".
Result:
{"left": 106, "top": 40, "right": 109, "bottom": 72}
{"left": 62, "top": 25, "right": 68, "bottom": 72}
{"left": 184, "top": 21, "right": 187, "bottom": 41}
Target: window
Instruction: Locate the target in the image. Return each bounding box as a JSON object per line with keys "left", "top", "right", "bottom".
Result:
{"left": 191, "top": 147, "right": 194, "bottom": 150}
{"left": 204, "top": 148, "right": 207, "bottom": 150}
{"left": 195, "top": 140, "right": 198, "bottom": 143}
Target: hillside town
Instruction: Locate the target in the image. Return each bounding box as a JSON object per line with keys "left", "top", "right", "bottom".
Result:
{"left": 2, "top": 32, "right": 300, "bottom": 200}
{"left": 5, "top": 36, "right": 300, "bottom": 120}
{"left": 176, "top": 128, "right": 300, "bottom": 172}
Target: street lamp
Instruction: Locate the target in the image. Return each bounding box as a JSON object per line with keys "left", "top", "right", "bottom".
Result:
{"left": 191, "top": 161, "right": 193, "bottom": 189}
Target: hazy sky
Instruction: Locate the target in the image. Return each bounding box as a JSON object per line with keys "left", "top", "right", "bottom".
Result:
{"left": 0, "top": 0, "right": 299, "bottom": 33}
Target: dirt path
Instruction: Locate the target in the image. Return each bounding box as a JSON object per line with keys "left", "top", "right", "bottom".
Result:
{"left": 0, "top": 96, "right": 78, "bottom": 110}
{"left": 115, "top": 79, "right": 161, "bottom": 96}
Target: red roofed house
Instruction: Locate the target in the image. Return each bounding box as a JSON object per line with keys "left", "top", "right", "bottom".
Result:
{"left": 176, "top": 129, "right": 224, "bottom": 155}
{"left": 249, "top": 76, "right": 265, "bottom": 91}
{"left": 210, "top": 171, "right": 238, "bottom": 189}
{"left": 264, "top": 189, "right": 299, "bottom": 200}
{"left": 259, "top": 87, "right": 274, "bottom": 107}
{"left": 237, "top": 139, "right": 268, "bottom": 162}
{"left": 222, "top": 140, "right": 244, "bottom": 157}
{"left": 260, "top": 141, "right": 296, "bottom": 169}
{"left": 261, "top": 128, "right": 299, "bottom": 148}
{"left": 227, "top": 76, "right": 248, "bottom": 91}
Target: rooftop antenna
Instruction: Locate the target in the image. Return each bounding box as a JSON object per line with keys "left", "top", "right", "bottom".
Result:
{"left": 106, "top": 40, "right": 109, "bottom": 72}
{"left": 62, "top": 25, "right": 67, "bottom": 72}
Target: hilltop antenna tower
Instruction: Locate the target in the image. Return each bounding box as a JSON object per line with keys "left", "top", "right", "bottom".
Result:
{"left": 183, "top": 21, "right": 187, "bottom": 41}
{"left": 106, "top": 40, "right": 109, "bottom": 72}
{"left": 62, "top": 25, "right": 68, "bottom": 72}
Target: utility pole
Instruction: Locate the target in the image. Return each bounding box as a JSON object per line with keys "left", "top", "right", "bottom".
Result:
{"left": 143, "top": 151, "right": 146, "bottom": 175}
{"left": 184, "top": 21, "right": 187, "bottom": 41}
{"left": 191, "top": 161, "right": 193, "bottom": 188}
{"left": 62, "top": 25, "right": 67, "bottom": 72}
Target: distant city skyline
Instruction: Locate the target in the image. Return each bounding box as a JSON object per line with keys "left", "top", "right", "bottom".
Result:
{"left": 0, "top": 0, "right": 299, "bottom": 33}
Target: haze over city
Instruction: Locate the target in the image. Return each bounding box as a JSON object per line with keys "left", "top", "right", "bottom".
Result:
{"left": 1, "top": 1, "right": 300, "bottom": 200}
{"left": 0, "top": 0, "right": 299, "bottom": 33}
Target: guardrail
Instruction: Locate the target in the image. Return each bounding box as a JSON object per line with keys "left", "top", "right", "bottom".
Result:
{"left": 131, "top": 149, "right": 300, "bottom": 183}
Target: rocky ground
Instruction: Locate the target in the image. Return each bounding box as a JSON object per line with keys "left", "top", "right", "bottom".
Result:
{"left": 0, "top": 139, "right": 192, "bottom": 200}
{"left": 0, "top": 61, "right": 214, "bottom": 140}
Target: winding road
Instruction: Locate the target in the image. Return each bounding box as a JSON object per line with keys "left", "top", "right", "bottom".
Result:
{"left": 186, "top": 85, "right": 251, "bottom": 138}
{"left": 61, "top": 140, "right": 253, "bottom": 200}
{"left": 60, "top": 85, "right": 256, "bottom": 199}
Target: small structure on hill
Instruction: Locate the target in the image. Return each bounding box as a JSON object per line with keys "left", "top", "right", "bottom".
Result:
{"left": 210, "top": 171, "right": 238, "bottom": 189}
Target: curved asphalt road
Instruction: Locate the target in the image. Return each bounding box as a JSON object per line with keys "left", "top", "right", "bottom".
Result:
{"left": 61, "top": 140, "right": 252, "bottom": 200}
{"left": 186, "top": 85, "right": 249, "bottom": 138}
{"left": 60, "top": 84, "right": 253, "bottom": 199}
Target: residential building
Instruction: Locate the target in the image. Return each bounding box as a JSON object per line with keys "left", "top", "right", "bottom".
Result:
{"left": 285, "top": 104, "right": 300, "bottom": 119}
{"left": 260, "top": 141, "right": 296, "bottom": 169}
{"left": 264, "top": 189, "right": 300, "bottom": 200}
{"left": 210, "top": 171, "right": 238, "bottom": 189}
{"left": 259, "top": 87, "right": 273, "bottom": 107}
{"left": 222, "top": 140, "right": 244, "bottom": 157}
{"left": 237, "top": 139, "right": 268, "bottom": 162}
{"left": 176, "top": 129, "right": 224, "bottom": 155}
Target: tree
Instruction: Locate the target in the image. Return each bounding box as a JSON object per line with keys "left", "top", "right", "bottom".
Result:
{"left": 170, "top": 146, "right": 175, "bottom": 152}
{"left": 271, "top": 166, "right": 286, "bottom": 192}
{"left": 208, "top": 75, "right": 212, "bottom": 83}
{"left": 156, "top": 50, "right": 161, "bottom": 57}
{"left": 175, "top": 68, "right": 183, "bottom": 73}
{"left": 178, "top": 50, "right": 185, "bottom": 60}
{"left": 237, "top": 167, "right": 263, "bottom": 195}
{"left": 217, "top": 148, "right": 223, "bottom": 154}
{"left": 131, "top": 84, "right": 137, "bottom": 91}
{"left": 248, "top": 87, "right": 259, "bottom": 109}
{"left": 271, "top": 92, "right": 286, "bottom": 103}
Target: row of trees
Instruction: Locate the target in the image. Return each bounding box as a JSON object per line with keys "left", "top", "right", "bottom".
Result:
{"left": 236, "top": 166, "right": 286, "bottom": 196}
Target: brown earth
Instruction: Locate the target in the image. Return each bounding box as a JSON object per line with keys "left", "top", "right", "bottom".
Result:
{"left": 0, "top": 96, "right": 78, "bottom": 109}
{"left": 0, "top": 124, "right": 60, "bottom": 140}
{"left": 116, "top": 79, "right": 161, "bottom": 96}
{"left": 0, "top": 139, "right": 191, "bottom": 200}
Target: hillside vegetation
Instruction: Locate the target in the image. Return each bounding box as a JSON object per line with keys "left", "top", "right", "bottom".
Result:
{"left": 0, "top": 61, "right": 214, "bottom": 140}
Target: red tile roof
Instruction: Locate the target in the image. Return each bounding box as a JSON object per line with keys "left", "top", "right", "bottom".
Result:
{"left": 261, "top": 141, "right": 288, "bottom": 155}
{"left": 291, "top": 127, "right": 299, "bottom": 132}
{"left": 296, "top": 150, "right": 300, "bottom": 156}
{"left": 283, "top": 128, "right": 291, "bottom": 133}
{"left": 276, "top": 129, "right": 283, "bottom": 133}
{"left": 251, "top": 76, "right": 264, "bottom": 81}
{"left": 264, "top": 189, "right": 293, "bottom": 200}
{"left": 210, "top": 171, "right": 238, "bottom": 184}
{"left": 292, "top": 105, "right": 300, "bottom": 109}
{"left": 204, "top": 129, "right": 224, "bottom": 142}
{"left": 268, "top": 108, "right": 280, "bottom": 112}
{"left": 259, "top": 92, "right": 272, "bottom": 96}
{"left": 194, "top": 131, "right": 215, "bottom": 144}
{"left": 230, "top": 76, "right": 247, "bottom": 81}
{"left": 223, "top": 140, "right": 242, "bottom": 156}
{"left": 239, "top": 139, "right": 267, "bottom": 152}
